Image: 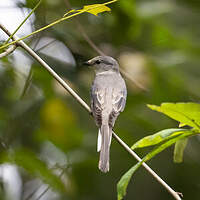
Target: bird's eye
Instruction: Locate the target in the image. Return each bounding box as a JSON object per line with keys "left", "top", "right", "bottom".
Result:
{"left": 95, "top": 60, "right": 101, "bottom": 64}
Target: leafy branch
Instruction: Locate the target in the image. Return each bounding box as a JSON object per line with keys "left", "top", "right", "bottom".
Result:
{"left": 117, "top": 102, "right": 200, "bottom": 200}
{"left": 0, "top": 0, "right": 117, "bottom": 51}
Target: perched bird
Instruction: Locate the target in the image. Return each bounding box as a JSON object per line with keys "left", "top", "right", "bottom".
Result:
{"left": 85, "top": 56, "right": 127, "bottom": 173}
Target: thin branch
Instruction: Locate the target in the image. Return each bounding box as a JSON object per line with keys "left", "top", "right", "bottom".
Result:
{"left": 0, "top": 23, "right": 181, "bottom": 200}
{"left": 25, "top": 187, "right": 39, "bottom": 200}
{"left": 76, "top": 22, "right": 105, "bottom": 56}
{"left": 0, "top": 45, "right": 17, "bottom": 58}
{"left": 35, "top": 39, "right": 57, "bottom": 52}
{"left": 20, "top": 68, "right": 33, "bottom": 99}
{"left": 120, "top": 68, "right": 149, "bottom": 92}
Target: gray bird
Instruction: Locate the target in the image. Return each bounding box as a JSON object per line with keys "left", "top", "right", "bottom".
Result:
{"left": 85, "top": 56, "right": 127, "bottom": 173}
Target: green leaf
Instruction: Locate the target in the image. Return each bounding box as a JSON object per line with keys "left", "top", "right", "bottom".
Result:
{"left": 173, "top": 138, "right": 188, "bottom": 163}
{"left": 117, "top": 130, "right": 196, "bottom": 200}
{"left": 64, "top": 4, "right": 111, "bottom": 17}
{"left": 1, "top": 149, "right": 66, "bottom": 193}
{"left": 82, "top": 4, "right": 111, "bottom": 16}
{"left": 131, "top": 128, "right": 186, "bottom": 150}
{"left": 179, "top": 123, "right": 187, "bottom": 128}
{"left": 147, "top": 103, "right": 200, "bottom": 130}
{"left": 117, "top": 162, "right": 142, "bottom": 200}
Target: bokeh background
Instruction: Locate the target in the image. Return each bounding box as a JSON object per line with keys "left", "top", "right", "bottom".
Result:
{"left": 0, "top": 0, "right": 200, "bottom": 199}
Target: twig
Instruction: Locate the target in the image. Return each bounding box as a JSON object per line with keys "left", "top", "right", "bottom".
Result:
{"left": 0, "top": 45, "right": 17, "bottom": 58}
{"left": 20, "top": 68, "right": 33, "bottom": 99}
{"left": 0, "top": 23, "right": 181, "bottom": 200}
{"left": 24, "top": 187, "right": 39, "bottom": 200}
{"left": 35, "top": 39, "right": 57, "bottom": 52}
{"left": 76, "top": 22, "right": 105, "bottom": 56}
{"left": 120, "top": 68, "right": 149, "bottom": 92}
{"left": 35, "top": 187, "right": 49, "bottom": 200}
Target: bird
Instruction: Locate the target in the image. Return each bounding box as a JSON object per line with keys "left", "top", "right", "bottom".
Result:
{"left": 84, "top": 56, "right": 127, "bottom": 173}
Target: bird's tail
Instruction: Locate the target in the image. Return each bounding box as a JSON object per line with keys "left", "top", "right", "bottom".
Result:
{"left": 98, "top": 124, "right": 112, "bottom": 173}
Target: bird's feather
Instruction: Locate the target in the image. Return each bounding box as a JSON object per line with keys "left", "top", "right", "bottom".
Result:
{"left": 97, "top": 129, "right": 102, "bottom": 152}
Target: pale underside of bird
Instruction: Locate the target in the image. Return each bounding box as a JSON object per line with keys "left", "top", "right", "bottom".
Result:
{"left": 85, "top": 56, "right": 127, "bottom": 173}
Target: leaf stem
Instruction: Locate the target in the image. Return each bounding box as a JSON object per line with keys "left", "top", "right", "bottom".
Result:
{"left": 0, "top": 45, "right": 17, "bottom": 58}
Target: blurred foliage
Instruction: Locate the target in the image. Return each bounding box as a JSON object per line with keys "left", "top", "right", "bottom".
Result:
{"left": 37, "top": 98, "right": 83, "bottom": 151}
{"left": 0, "top": 0, "right": 200, "bottom": 200}
{"left": 1, "top": 149, "right": 66, "bottom": 193}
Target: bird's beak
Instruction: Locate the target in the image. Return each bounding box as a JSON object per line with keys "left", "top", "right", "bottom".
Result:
{"left": 83, "top": 60, "right": 92, "bottom": 66}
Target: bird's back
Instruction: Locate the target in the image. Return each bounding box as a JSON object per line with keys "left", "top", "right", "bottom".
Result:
{"left": 92, "top": 72, "right": 126, "bottom": 91}
{"left": 91, "top": 72, "right": 126, "bottom": 126}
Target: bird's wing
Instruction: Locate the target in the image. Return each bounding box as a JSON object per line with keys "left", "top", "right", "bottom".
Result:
{"left": 108, "top": 87, "right": 127, "bottom": 127}
{"left": 112, "top": 87, "right": 127, "bottom": 113}
{"left": 91, "top": 84, "right": 105, "bottom": 126}
{"left": 91, "top": 85, "right": 106, "bottom": 153}
{"left": 92, "top": 88, "right": 104, "bottom": 110}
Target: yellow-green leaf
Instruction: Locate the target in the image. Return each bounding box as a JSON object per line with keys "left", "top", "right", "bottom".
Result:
{"left": 63, "top": 9, "right": 77, "bottom": 17}
{"left": 147, "top": 103, "right": 200, "bottom": 130}
{"left": 117, "top": 162, "right": 141, "bottom": 200}
{"left": 173, "top": 138, "right": 188, "bottom": 163}
{"left": 131, "top": 128, "right": 186, "bottom": 150}
{"left": 64, "top": 4, "right": 111, "bottom": 17}
{"left": 82, "top": 4, "right": 111, "bottom": 16}
{"left": 179, "top": 123, "right": 187, "bottom": 127}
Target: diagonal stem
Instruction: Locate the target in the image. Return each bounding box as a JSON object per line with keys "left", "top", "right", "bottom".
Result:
{"left": 0, "top": 23, "right": 181, "bottom": 200}
{"left": 0, "top": 45, "right": 17, "bottom": 58}
{"left": 3, "top": 0, "right": 43, "bottom": 45}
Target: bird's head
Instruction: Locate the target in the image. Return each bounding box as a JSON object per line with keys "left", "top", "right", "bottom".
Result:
{"left": 84, "top": 56, "right": 119, "bottom": 74}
